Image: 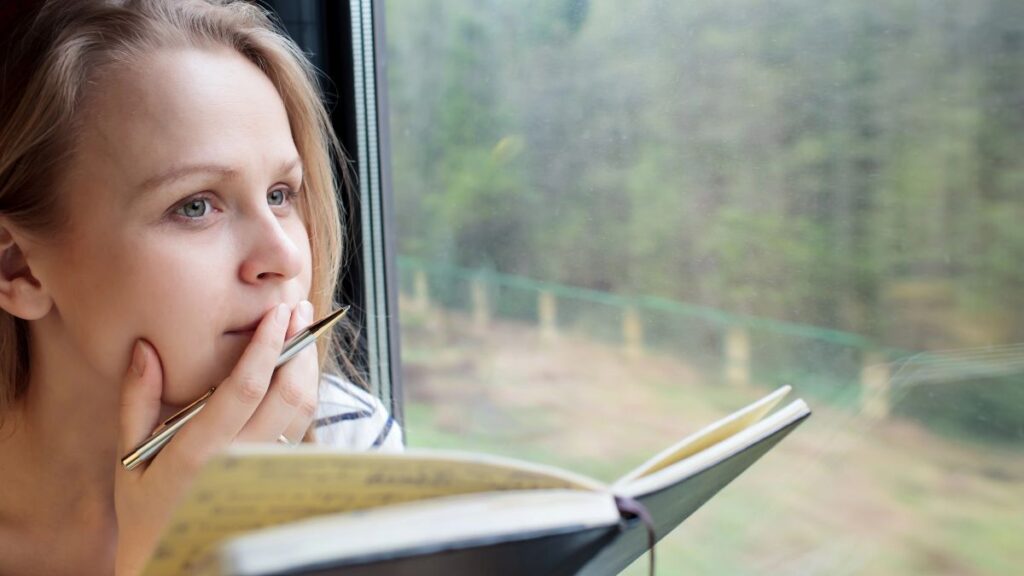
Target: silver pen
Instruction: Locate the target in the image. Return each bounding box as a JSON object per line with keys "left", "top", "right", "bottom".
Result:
{"left": 120, "top": 306, "right": 350, "bottom": 471}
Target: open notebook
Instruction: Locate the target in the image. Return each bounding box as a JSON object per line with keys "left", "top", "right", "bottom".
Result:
{"left": 141, "top": 386, "right": 810, "bottom": 576}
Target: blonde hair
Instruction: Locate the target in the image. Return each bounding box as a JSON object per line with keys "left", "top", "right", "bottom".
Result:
{"left": 0, "top": 0, "right": 362, "bottom": 418}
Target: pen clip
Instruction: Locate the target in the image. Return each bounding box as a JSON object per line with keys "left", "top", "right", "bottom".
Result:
{"left": 153, "top": 387, "right": 215, "bottom": 433}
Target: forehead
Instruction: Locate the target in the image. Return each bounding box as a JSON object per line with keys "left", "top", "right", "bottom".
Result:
{"left": 70, "top": 46, "right": 298, "bottom": 191}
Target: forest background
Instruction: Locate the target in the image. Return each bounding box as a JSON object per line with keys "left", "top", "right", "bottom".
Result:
{"left": 385, "top": 0, "right": 1023, "bottom": 440}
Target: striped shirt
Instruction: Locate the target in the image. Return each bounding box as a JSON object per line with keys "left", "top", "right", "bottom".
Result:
{"left": 312, "top": 373, "right": 404, "bottom": 451}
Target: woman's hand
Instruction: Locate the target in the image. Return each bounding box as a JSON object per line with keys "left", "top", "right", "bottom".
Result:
{"left": 112, "top": 300, "right": 319, "bottom": 576}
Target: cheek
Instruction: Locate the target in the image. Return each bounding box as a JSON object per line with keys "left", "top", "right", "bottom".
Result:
{"left": 118, "top": 245, "right": 226, "bottom": 374}
{"left": 39, "top": 233, "right": 167, "bottom": 383}
{"left": 288, "top": 218, "right": 314, "bottom": 294}
{"left": 134, "top": 243, "right": 237, "bottom": 403}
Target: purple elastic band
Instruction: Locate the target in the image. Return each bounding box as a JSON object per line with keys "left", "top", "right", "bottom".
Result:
{"left": 614, "top": 495, "right": 657, "bottom": 576}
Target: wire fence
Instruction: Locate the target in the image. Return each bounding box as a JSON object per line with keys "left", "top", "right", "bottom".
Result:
{"left": 397, "top": 256, "right": 916, "bottom": 416}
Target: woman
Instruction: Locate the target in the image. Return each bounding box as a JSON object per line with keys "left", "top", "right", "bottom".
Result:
{"left": 0, "top": 1, "right": 402, "bottom": 574}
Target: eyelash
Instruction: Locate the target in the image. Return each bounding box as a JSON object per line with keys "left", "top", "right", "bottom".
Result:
{"left": 170, "top": 187, "right": 300, "bottom": 224}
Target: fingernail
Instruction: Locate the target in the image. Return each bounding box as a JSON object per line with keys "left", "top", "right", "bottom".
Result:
{"left": 276, "top": 303, "right": 289, "bottom": 324}
{"left": 131, "top": 340, "right": 146, "bottom": 377}
{"left": 299, "top": 300, "right": 314, "bottom": 323}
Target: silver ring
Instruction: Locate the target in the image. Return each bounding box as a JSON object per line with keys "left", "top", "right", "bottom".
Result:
{"left": 276, "top": 434, "right": 292, "bottom": 445}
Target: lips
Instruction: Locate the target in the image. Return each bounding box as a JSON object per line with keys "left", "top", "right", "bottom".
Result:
{"left": 226, "top": 302, "right": 296, "bottom": 335}
{"left": 225, "top": 318, "right": 262, "bottom": 335}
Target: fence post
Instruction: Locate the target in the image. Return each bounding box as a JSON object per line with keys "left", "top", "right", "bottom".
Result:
{"left": 471, "top": 273, "right": 490, "bottom": 333}
{"left": 538, "top": 290, "right": 557, "bottom": 342}
{"left": 623, "top": 305, "right": 643, "bottom": 358}
{"left": 413, "top": 267, "right": 430, "bottom": 314}
{"left": 725, "top": 326, "right": 751, "bottom": 387}
{"left": 861, "top": 351, "right": 890, "bottom": 419}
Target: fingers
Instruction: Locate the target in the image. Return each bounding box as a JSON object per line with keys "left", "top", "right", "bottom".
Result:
{"left": 160, "top": 303, "right": 290, "bottom": 467}
{"left": 277, "top": 336, "right": 320, "bottom": 443}
{"left": 236, "top": 300, "right": 319, "bottom": 443}
{"left": 117, "top": 339, "right": 164, "bottom": 459}
{"left": 287, "top": 300, "right": 315, "bottom": 341}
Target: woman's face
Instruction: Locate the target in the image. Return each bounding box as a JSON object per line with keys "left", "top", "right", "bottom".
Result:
{"left": 31, "top": 47, "right": 312, "bottom": 405}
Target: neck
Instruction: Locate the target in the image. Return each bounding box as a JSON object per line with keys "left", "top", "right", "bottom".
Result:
{"left": 0, "top": 314, "right": 120, "bottom": 540}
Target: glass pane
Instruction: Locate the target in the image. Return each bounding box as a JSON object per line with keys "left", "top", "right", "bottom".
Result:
{"left": 384, "top": 0, "right": 1023, "bottom": 574}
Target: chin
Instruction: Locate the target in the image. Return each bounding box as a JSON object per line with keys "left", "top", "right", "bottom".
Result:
{"left": 163, "top": 362, "right": 233, "bottom": 407}
{"left": 158, "top": 332, "right": 251, "bottom": 406}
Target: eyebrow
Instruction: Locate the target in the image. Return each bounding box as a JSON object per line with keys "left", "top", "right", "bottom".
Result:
{"left": 138, "top": 156, "right": 302, "bottom": 193}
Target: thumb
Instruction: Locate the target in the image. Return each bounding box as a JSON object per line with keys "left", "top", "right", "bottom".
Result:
{"left": 118, "top": 339, "right": 164, "bottom": 457}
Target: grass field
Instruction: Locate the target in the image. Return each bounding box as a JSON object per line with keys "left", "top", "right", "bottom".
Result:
{"left": 398, "top": 305, "right": 1024, "bottom": 575}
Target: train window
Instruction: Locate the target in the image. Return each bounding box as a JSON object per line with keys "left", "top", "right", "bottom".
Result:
{"left": 384, "top": 1, "right": 1023, "bottom": 574}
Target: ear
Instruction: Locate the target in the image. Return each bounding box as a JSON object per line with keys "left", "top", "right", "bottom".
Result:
{"left": 0, "top": 224, "right": 53, "bottom": 321}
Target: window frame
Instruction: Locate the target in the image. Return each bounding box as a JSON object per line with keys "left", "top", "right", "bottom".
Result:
{"left": 258, "top": 0, "right": 403, "bottom": 425}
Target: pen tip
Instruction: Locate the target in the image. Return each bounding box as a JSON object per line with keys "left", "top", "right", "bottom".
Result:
{"left": 317, "top": 306, "right": 349, "bottom": 331}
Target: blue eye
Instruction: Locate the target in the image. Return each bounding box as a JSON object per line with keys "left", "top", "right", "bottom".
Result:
{"left": 177, "top": 197, "right": 211, "bottom": 218}
{"left": 268, "top": 189, "right": 287, "bottom": 206}
{"left": 268, "top": 187, "right": 300, "bottom": 208}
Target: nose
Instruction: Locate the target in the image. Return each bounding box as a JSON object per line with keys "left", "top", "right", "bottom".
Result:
{"left": 238, "top": 211, "right": 304, "bottom": 285}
